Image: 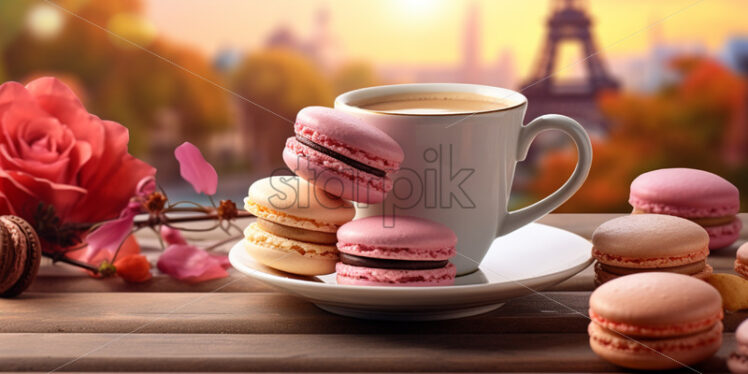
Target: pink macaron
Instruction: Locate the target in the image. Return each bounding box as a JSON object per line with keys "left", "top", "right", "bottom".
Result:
{"left": 588, "top": 272, "right": 724, "bottom": 370}
{"left": 736, "top": 243, "right": 748, "bottom": 279}
{"left": 335, "top": 215, "right": 457, "bottom": 287}
{"left": 629, "top": 168, "right": 742, "bottom": 249}
{"left": 283, "top": 106, "right": 404, "bottom": 204}
{"left": 729, "top": 319, "right": 748, "bottom": 373}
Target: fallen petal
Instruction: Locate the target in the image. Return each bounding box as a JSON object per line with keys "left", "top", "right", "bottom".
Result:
{"left": 157, "top": 244, "right": 229, "bottom": 283}
{"left": 85, "top": 210, "right": 135, "bottom": 261}
{"left": 160, "top": 225, "right": 187, "bottom": 245}
{"left": 66, "top": 235, "right": 141, "bottom": 273}
{"left": 174, "top": 142, "right": 217, "bottom": 195}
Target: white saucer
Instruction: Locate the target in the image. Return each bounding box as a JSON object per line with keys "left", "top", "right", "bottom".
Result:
{"left": 229, "top": 222, "right": 592, "bottom": 321}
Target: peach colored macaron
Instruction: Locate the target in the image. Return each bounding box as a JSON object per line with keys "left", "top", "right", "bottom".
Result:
{"left": 588, "top": 272, "right": 723, "bottom": 370}
{"left": 591, "top": 214, "right": 711, "bottom": 285}
{"left": 629, "top": 168, "right": 741, "bottom": 249}
{"left": 736, "top": 242, "right": 748, "bottom": 279}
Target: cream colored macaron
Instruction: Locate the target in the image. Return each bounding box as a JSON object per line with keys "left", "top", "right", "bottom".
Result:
{"left": 243, "top": 176, "right": 354, "bottom": 275}
{"left": 244, "top": 223, "right": 338, "bottom": 276}
{"left": 245, "top": 176, "right": 354, "bottom": 233}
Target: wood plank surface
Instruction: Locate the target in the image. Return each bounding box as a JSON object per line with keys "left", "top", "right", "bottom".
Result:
{"left": 2, "top": 214, "right": 746, "bottom": 373}
{"left": 0, "top": 333, "right": 735, "bottom": 372}
{"left": 1, "top": 292, "right": 746, "bottom": 335}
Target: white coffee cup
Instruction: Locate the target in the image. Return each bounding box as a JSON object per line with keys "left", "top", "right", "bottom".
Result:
{"left": 335, "top": 83, "right": 592, "bottom": 275}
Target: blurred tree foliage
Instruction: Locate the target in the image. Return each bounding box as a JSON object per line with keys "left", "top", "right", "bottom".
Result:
{"left": 0, "top": 0, "right": 31, "bottom": 82}
{"left": 231, "top": 48, "right": 334, "bottom": 174}
{"left": 0, "top": 0, "right": 229, "bottom": 156}
{"left": 332, "top": 61, "right": 379, "bottom": 95}
{"left": 531, "top": 57, "right": 748, "bottom": 212}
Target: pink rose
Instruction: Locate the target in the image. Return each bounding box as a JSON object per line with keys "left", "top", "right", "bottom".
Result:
{"left": 0, "top": 77, "right": 155, "bottom": 248}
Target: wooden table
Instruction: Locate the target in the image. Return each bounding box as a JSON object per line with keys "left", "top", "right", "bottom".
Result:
{"left": 1, "top": 214, "right": 746, "bottom": 373}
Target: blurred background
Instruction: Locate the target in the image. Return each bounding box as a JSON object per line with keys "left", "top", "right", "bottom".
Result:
{"left": 1, "top": 0, "right": 746, "bottom": 212}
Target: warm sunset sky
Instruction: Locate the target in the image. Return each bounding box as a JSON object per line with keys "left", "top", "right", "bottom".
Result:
{"left": 145, "top": 0, "right": 748, "bottom": 77}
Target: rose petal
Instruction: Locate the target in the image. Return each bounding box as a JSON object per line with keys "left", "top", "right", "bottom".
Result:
{"left": 85, "top": 209, "right": 136, "bottom": 260}
{"left": 160, "top": 225, "right": 187, "bottom": 245}
{"left": 135, "top": 176, "right": 156, "bottom": 197}
{"left": 68, "top": 235, "right": 141, "bottom": 268}
{"left": 67, "top": 118, "right": 155, "bottom": 223}
{"left": 0, "top": 81, "right": 35, "bottom": 118}
{"left": 211, "top": 253, "right": 231, "bottom": 268}
{"left": 174, "top": 142, "right": 217, "bottom": 195}
{"left": 0, "top": 168, "right": 86, "bottom": 222}
{"left": 25, "top": 77, "right": 90, "bottom": 134}
{"left": 156, "top": 244, "right": 229, "bottom": 283}
{"left": 0, "top": 106, "right": 73, "bottom": 183}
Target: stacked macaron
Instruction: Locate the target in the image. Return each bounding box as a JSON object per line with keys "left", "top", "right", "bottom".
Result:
{"left": 243, "top": 176, "right": 354, "bottom": 275}
{"left": 242, "top": 106, "right": 405, "bottom": 275}
{"left": 243, "top": 106, "right": 459, "bottom": 284}
{"left": 335, "top": 216, "right": 457, "bottom": 286}
{"left": 737, "top": 243, "right": 748, "bottom": 279}
{"left": 629, "top": 168, "right": 742, "bottom": 249}
{"left": 729, "top": 319, "right": 748, "bottom": 374}
{"left": 591, "top": 214, "right": 712, "bottom": 285}
{"left": 283, "top": 106, "right": 404, "bottom": 204}
{"left": 588, "top": 272, "right": 723, "bottom": 370}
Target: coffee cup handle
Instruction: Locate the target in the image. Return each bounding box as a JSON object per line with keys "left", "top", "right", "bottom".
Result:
{"left": 497, "top": 114, "right": 593, "bottom": 236}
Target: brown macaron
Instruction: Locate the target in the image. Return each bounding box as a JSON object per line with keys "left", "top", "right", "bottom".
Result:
{"left": 0, "top": 216, "right": 42, "bottom": 298}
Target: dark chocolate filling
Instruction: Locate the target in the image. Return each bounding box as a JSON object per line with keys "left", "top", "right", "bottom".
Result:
{"left": 295, "top": 135, "right": 386, "bottom": 178}
{"left": 340, "top": 253, "right": 448, "bottom": 270}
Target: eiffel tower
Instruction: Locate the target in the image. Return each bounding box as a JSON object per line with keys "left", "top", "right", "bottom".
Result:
{"left": 521, "top": 0, "right": 619, "bottom": 135}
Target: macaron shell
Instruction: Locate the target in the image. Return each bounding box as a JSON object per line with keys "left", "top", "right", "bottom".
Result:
{"left": 295, "top": 106, "right": 404, "bottom": 165}
{"left": 335, "top": 262, "right": 456, "bottom": 287}
{"left": 704, "top": 217, "right": 742, "bottom": 249}
{"left": 244, "top": 240, "right": 337, "bottom": 276}
{"left": 283, "top": 143, "right": 388, "bottom": 204}
{"left": 245, "top": 176, "right": 354, "bottom": 232}
{"left": 337, "top": 216, "right": 458, "bottom": 253}
{"left": 629, "top": 168, "right": 740, "bottom": 218}
{"left": 295, "top": 122, "right": 400, "bottom": 173}
{"left": 589, "top": 272, "right": 723, "bottom": 338}
{"left": 592, "top": 214, "right": 708, "bottom": 267}
{"left": 588, "top": 321, "right": 723, "bottom": 370}
{"left": 244, "top": 223, "right": 338, "bottom": 276}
